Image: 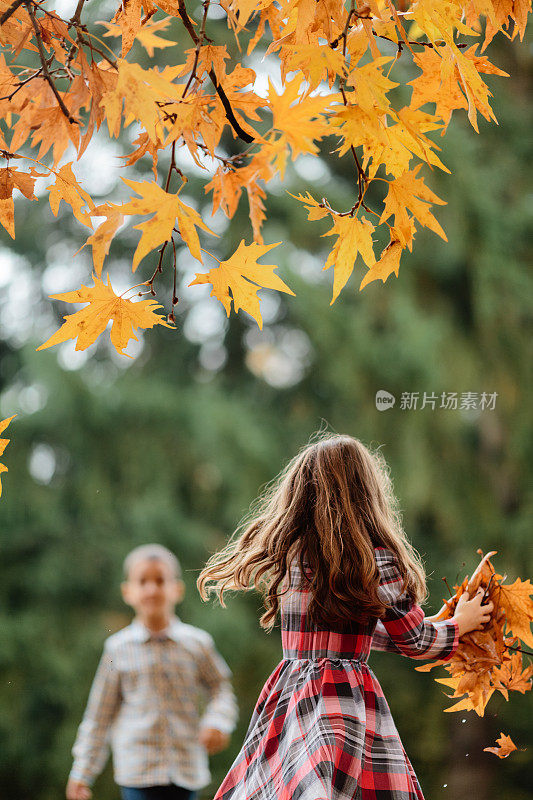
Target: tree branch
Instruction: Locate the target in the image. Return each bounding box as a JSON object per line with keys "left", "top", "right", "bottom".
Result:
{"left": 176, "top": 0, "right": 254, "bottom": 143}
{"left": 0, "top": 0, "right": 25, "bottom": 25}
{"left": 25, "top": 1, "right": 78, "bottom": 124}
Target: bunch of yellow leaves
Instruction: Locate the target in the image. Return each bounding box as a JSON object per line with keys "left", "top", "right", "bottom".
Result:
{"left": 0, "top": 0, "right": 530, "bottom": 350}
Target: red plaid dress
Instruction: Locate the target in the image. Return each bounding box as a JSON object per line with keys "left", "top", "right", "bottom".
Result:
{"left": 214, "top": 547, "right": 459, "bottom": 800}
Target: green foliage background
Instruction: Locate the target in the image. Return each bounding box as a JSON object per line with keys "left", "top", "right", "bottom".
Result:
{"left": 0, "top": 8, "right": 531, "bottom": 800}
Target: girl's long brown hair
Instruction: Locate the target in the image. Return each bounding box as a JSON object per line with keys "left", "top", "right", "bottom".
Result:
{"left": 197, "top": 434, "right": 427, "bottom": 631}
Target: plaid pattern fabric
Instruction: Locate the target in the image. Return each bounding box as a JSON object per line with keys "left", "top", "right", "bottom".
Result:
{"left": 70, "top": 616, "right": 238, "bottom": 789}
{"left": 213, "top": 547, "right": 459, "bottom": 800}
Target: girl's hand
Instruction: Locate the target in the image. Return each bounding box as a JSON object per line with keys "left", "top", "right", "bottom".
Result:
{"left": 453, "top": 587, "right": 494, "bottom": 637}
{"left": 66, "top": 779, "right": 92, "bottom": 800}
{"left": 199, "top": 727, "right": 230, "bottom": 755}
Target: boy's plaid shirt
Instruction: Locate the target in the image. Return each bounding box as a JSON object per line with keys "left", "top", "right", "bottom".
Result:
{"left": 69, "top": 616, "right": 238, "bottom": 790}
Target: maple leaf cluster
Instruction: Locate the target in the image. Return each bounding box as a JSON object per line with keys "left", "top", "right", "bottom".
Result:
{"left": 416, "top": 550, "right": 533, "bottom": 754}
{"left": 0, "top": 0, "right": 530, "bottom": 352}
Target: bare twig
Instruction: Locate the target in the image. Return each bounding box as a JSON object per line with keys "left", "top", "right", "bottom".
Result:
{"left": 25, "top": 1, "right": 78, "bottom": 123}
{"left": 182, "top": 0, "right": 210, "bottom": 98}
{"left": 69, "top": 0, "right": 87, "bottom": 26}
{"left": 176, "top": 0, "right": 254, "bottom": 143}
{"left": 504, "top": 644, "right": 533, "bottom": 658}
{"left": 0, "top": 0, "right": 25, "bottom": 25}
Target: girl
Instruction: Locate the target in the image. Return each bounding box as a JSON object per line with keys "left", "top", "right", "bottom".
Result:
{"left": 198, "top": 435, "right": 493, "bottom": 800}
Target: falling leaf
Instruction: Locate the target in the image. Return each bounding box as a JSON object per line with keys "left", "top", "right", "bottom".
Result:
{"left": 484, "top": 733, "right": 518, "bottom": 758}
{"left": 189, "top": 240, "right": 293, "bottom": 328}
{"left": 37, "top": 275, "right": 173, "bottom": 355}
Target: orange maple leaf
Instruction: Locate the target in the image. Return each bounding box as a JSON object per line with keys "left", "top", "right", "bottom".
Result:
{"left": 0, "top": 415, "right": 16, "bottom": 499}
{"left": 484, "top": 733, "right": 518, "bottom": 758}
{"left": 77, "top": 204, "right": 124, "bottom": 276}
{"left": 47, "top": 162, "right": 95, "bottom": 228}
{"left": 496, "top": 578, "right": 533, "bottom": 648}
{"left": 37, "top": 275, "right": 172, "bottom": 355}
{"left": 0, "top": 166, "right": 37, "bottom": 238}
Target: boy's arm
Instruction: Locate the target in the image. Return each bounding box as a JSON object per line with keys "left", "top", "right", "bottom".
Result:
{"left": 69, "top": 644, "right": 121, "bottom": 786}
{"left": 196, "top": 634, "right": 238, "bottom": 735}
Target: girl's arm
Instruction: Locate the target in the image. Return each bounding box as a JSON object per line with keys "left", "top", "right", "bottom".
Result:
{"left": 374, "top": 549, "right": 493, "bottom": 661}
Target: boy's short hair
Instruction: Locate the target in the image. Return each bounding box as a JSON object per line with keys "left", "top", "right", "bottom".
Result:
{"left": 123, "top": 544, "right": 182, "bottom": 580}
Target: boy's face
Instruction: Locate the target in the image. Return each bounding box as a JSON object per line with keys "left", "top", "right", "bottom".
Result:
{"left": 121, "top": 558, "right": 184, "bottom": 623}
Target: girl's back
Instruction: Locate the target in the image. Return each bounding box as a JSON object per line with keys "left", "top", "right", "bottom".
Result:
{"left": 199, "top": 435, "right": 492, "bottom": 800}
{"left": 211, "top": 545, "right": 458, "bottom": 800}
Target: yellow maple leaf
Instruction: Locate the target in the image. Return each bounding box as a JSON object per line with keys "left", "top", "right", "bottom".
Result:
{"left": 77, "top": 204, "right": 124, "bottom": 276}
{"left": 37, "top": 276, "right": 172, "bottom": 355}
{"left": 346, "top": 57, "right": 398, "bottom": 115}
{"left": 120, "top": 178, "right": 216, "bottom": 269}
{"left": 0, "top": 414, "right": 16, "bottom": 499}
{"left": 128, "top": 16, "right": 175, "bottom": 57}
{"left": 189, "top": 240, "right": 293, "bottom": 328}
{"left": 99, "top": 15, "right": 176, "bottom": 58}
{"left": 280, "top": 44, "right": 345, "bottom": 90}
{"left": 178, "top": 44, "right": 231, "bottom": 83}
{"left": 267, "top": 75, "right": 331, "bottom": 168}
{"left": 380, "top": 166, "right": 447, "bottom": 248}
{"left": 47, "top": 163, "right": 95, "bottom": 228}
{"left": 101, "top": 59, "right": 185, "bottom": 142}
{"left": 360, "top": 240, "right": 403, "bottom": 290}
{"left": 322, "top": 215, "right": 376, "bottom": 304}
{"left": 287, "top": 190, "right": 329, "bottom": 222}
{"left": 497, "top": 578, "right": 533, "bottom": 648}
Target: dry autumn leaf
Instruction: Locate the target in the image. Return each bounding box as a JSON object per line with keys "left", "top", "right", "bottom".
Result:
{"left": 483, "top": 733, "right": 518, "bottom": 758}
{"left": 416, "top": 550, "right": 533, "bottom": 719}
{"left": 37, "top": 276, "right": 173, "bottom": 355}
{"left": 0, "top": 415, "right": 16, "bottom": 498}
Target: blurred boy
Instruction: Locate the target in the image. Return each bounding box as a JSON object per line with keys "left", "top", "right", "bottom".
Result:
{"left": 66, "top": 544, "right": 238, "bottom": 800}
